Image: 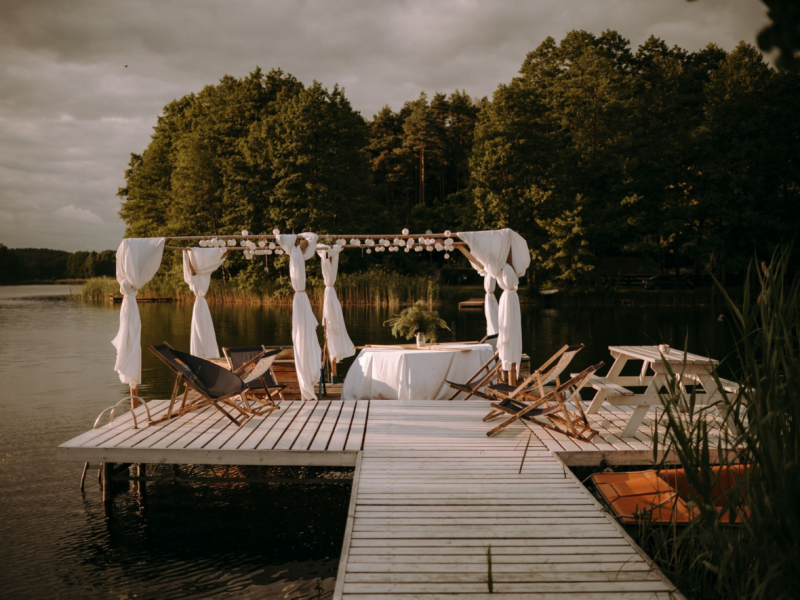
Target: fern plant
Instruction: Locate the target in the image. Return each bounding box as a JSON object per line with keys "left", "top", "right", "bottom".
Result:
{"left": 384, "top": 301, "right": 450, "bottom": 342}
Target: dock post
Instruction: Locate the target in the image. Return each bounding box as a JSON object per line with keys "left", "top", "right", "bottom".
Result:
{"left": 102, "top": 462, "right": 114, "bottom": 506}
{"left": 137, "top": 464, "right": 147, "bottom": 500}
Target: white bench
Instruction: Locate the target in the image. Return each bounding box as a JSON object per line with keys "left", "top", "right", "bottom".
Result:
{"left": 575, "top": 374, "right": 634, "bottom": 399}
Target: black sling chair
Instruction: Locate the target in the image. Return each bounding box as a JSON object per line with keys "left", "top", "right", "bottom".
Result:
{"left": 222, "top": 345, "right": 286, "bottom": 405}
{"left": 150, "top": 342, "right": 255, "bottom": 426}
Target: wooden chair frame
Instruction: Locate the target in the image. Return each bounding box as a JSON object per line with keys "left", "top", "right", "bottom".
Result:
{"left": 483, "top": 343, "right": 584, "bottom": 418}
{"left": 484, "top": 362, "right": 603, "bottom": 440}
{"left": 445, "top": 352, "right": 502, "bottom": 401}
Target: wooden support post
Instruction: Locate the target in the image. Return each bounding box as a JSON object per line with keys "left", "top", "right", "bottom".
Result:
{"left": 130, "top": 385, "right": 139, "bottom": 409}
{"left": 137, "top": 464, "right": 147, "bottom": 500}
{"left": 330, "top": 359, "right": 338, "bottom": 384}
{"left": 509, "top": 364, "right": 518, "bottom": 386}
{"left": 102, "top": 462, "right": 114, "bottom": 505}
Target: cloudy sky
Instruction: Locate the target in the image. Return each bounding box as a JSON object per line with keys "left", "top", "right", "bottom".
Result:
{"left": 0, "top": 0, "right": 769, "bottom": 251}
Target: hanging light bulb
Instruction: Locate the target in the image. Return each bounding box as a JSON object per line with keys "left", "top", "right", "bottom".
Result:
{"left": 397, "top": 239, "right": 406, "bottom": 247}
{"left": 366, "top": 248, "right": 372, "bottom": 254}
{"left": 415, "top": 246, "right": 423, "bottom": 252}
{"left": 402, "top": 228, "right": 409, "bottom": 236}
{"left": 405, "top": 247, "right": 411, "bottom": 253}
{"left": 349, "top": 238, "right": 358, "bottom": 246}
{"left": 435, "top": 242, "right": 443, "bottom": 252}
{"left": 242, "top": 229, "right": 249, "bottom": 236}
{"left": 258, "top": 240, "right": 266, "bottom": 248}
{"left": 275, "top": 248, "right": 284, "bottom": 255}
{"left": 444, "top": 253, "right": 450, "bottom": 259}
{"left": 198, "top": 239, "right": 206, "bottom": 247}
{"left": 444, "top": 230, "right": 451, "bottom": 238}
{"left": 272, "top": 228, "right": 280, "bottom": 236}
{"left": 336, "top": 238, "right": 346, "bottom": 247}
{"left": 265, "top": 249, "right": 273, "bottom": 255}
{"left": 426, "top": 245, "right": 433, "bottom": 252}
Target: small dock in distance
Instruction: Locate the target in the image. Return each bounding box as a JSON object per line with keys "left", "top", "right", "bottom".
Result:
{"left": 458, "top": 297, "right": 485, "bottom": 310}
{"left": 57, "top": 399, "right": 696, "bottom": 599}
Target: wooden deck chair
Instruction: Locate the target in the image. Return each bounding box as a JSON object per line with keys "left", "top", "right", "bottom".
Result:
{"left": 150, "top": 343, "right": 267, "bottom": 426}
{"left": 444, "top": 352, "right": 502, "bottom": 401}
{"left": 484, "top": 361, "right": 603, "bottom": 441}
{"left": 483, "top": 344, "right": 584, "bottom": 418}
{"left": 223, "top": 345, "right": 286, "bottom": 405}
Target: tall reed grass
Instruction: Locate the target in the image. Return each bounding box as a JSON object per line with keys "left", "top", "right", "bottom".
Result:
{"left": 645, "top": 246, "right": 800, "bottom": 600}
{"left": 79, "top": 269, "right": 438, "bottom": 307}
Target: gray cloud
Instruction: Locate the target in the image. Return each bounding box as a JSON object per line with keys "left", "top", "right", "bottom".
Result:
{"left": 0, "top": 0, "right": 770, "bottom": 251}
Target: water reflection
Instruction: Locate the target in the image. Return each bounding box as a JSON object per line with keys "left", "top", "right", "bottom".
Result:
{"left": 0, "top": 286, "right": 734, "bottom": 599}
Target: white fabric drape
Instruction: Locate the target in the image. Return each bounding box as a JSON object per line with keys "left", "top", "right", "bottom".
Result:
{"left": 278, "top": 232, "right": 321, "bottom": 400}
{"left": 182, "top": 248, "right": 227, "bottom": 358}
{"left": 483, "top": 273, "right": 500, "bottom": 337}
{"left": 457, "top": 229, "right": 530, "bottom": 372}
{"left": 317, "top": 244, "right": 355, "bottom": 363}
{"left": 111, "top": 238, "right": 166, "bottom": 386}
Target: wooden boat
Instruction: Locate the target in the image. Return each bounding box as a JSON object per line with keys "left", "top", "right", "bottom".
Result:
{"left": 590, "top": 465, "right": 747, "bottom": 524}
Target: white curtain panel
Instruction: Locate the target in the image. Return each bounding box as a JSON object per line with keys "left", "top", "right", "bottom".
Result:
{"left": 277, "top": 232, "right": 321, "bottom": 400}
{"left": 182, "top": 248, "right": 227, "bottom": 358}
{"left": 457, "top": 229, "right": 530, "bottom": 372}
{"left": 483, "top": 273, "right": 500, "bottom": 337}
{"left": 111, "top": 237, "right": 166, "bottom": 387}
{"left": 317, "top": 244, "right": 355, "bottom": 363}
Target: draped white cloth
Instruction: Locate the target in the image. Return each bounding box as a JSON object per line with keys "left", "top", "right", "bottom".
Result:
{"left": 457, "top": 229, "right": 530, "bottom": 372}
{"left": 483, "top": 273, "right": 499, "bottom": 337}
{"left": 278, "top": 232, "right": 321, "bottom": 400}
{"left": 342, "top": 344, "right": 495, "bottom": 400}
{"left": 182, "top": 248, "right": 227, "bottom": 358}
{"left": 111, "top": 238, "right": 165, "bottom": 386}
{"left": 317, "top": 244, "right": 355, "bottom": 363}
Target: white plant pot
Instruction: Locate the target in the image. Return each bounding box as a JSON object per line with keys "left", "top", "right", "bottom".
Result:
{"left": 416, "top": 332, "right": 427, "bottom": 348}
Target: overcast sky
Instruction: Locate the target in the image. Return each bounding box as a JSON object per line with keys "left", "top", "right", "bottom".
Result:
{"left": 0, "top": 0, "right": 770, "bottom": 252}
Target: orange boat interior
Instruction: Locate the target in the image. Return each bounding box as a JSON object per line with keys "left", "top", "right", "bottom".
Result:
{"left": 590, "top": 465, "right": 747, "bottom": 524}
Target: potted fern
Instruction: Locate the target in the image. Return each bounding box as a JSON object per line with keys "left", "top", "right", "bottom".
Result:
{"left": 384, "top": 301, "right": 450, "bottom": 348}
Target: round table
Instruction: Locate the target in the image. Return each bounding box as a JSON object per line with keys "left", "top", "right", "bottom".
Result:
{"left": 341, "top": 343, "right": 495, "bottom": 400}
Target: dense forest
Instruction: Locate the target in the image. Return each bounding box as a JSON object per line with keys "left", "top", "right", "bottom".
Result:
{"left": 0, "top": 245, "right": 115, "bottom": 283}
{"left": 117, "top": 32, "right": 800, "bottom": 286}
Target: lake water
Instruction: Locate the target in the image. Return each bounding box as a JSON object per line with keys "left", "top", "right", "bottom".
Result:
{"left": 0, "top": 285, "right": 735, "bottom": 599}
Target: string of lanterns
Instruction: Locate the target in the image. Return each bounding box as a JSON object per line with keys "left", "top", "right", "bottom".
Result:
{"left": 197, "top": 228, "right": 456, "bottom": 261}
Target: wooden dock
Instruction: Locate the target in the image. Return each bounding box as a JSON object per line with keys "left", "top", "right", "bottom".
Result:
{"left": 57, "top": 398, "right": 695, "bottom": 599}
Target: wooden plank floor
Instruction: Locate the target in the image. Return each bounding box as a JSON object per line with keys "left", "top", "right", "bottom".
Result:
{"left": 57, "top": 399, "right": 369, "bottom": 466}
{"left": 334, "top": 401, "right": 683, "bottom": 600}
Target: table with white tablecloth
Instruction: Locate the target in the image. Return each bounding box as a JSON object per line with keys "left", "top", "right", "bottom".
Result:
{"left": 341, "top": 343, "right": 495, "bottom": 400}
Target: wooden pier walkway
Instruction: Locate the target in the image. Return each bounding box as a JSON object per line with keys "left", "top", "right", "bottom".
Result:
{"left": 333, "top": 401, "right": 680, "bottom": 599}
{"left": 57, "top": 399, "right": 369, "bottom": 466}
{"left": 58, "top": 399, "right": 695, "bottom": 599}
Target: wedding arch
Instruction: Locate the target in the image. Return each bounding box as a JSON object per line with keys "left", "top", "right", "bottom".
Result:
{"left": 111, "top": 228, "right": 530, "bottom": 403}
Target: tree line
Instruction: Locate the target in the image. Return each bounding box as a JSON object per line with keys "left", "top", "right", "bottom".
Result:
{"left": 118, "top": 30, "right": 800, "bottom": 286}
{"left": 0, "top": 245, "right": 115, "bottom": 283}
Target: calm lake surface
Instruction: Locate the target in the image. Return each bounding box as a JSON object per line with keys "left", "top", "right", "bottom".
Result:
{"left": 0, "top": 285, "right": 735, "bottom": 599}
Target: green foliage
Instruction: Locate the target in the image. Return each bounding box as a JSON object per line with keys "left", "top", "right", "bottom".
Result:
{"left": 0, "top": 246, "right": 113, "bottom": 283}
{"left": 470, "top": 32, "right": 800, "bottom": 284}
{"left": 384, "top": 300, "right": 450, "bottom": 342}
{"left": 649, "top": 245, "right": 800, "bottom": 599}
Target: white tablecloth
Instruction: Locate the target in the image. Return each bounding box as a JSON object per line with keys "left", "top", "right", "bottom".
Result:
{"left": 341, "top": 343, "right": 495, "bottom": 400}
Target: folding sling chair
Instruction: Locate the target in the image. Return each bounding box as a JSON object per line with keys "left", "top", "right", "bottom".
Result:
{"left": 482, "top": 344, "right": 584, "bottom": 416}
{"left": 222, "top": 345, "right": 287, "bottom": 405}
{"left": 443, "top": 335, "right": 501, "bottom": 400}
{"left": 150, "top": 343, "right": 257, "bottom": 426}
{"left": 484, "top": 361, "right": 603, "bottom": 441}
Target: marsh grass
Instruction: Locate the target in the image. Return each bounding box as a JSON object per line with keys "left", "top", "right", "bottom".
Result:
{"left": 79, "top": 269, "right": 439, "bottom": 307}
{"left": 645, "top": 246, "right": 800, "bottom": 599}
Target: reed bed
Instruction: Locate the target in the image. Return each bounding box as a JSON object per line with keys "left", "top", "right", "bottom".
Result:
{"left": 79, "top": 270, "right": 439, "bottom": 307}
{"left": 644, "top": 246, "right": 800, "bottom": 600}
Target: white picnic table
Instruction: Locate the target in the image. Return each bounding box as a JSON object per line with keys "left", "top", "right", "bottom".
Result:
{"left": 585, "top": 345, "right": 731, "bottom": 438}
